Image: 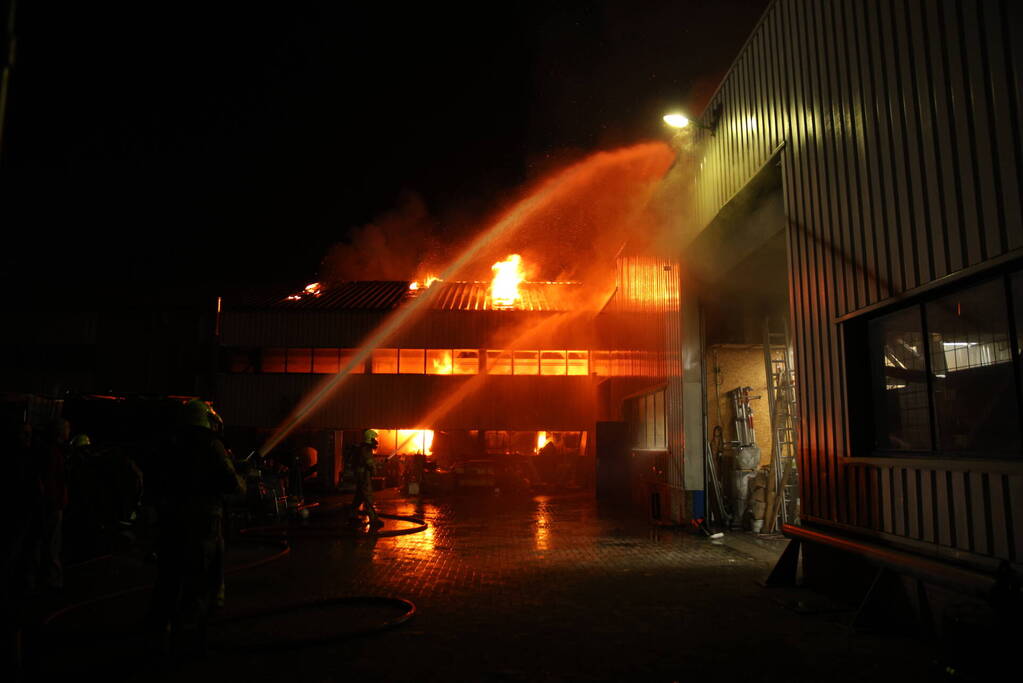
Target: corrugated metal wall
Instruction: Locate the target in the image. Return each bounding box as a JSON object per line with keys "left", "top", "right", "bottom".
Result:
{"left": 221, "top": 309, "right": 597, "bottom": 349}
{"left": 691, "top": 0, "right": 1023, "bottom": 563}
{"left": 603, "top": 255, "right": 686, "bottom": 505}
{"left": 217, "top": 374, "right": 597, "bottom": 431}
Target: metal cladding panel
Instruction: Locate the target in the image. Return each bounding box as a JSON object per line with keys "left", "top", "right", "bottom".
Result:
{"left": 601, "top": 255, "right": 684, "bottom": 490}
{"left": 394, "top": 309, "right": 600, "bottom": 349}
{"left": 221, "top": 307, "right": 598, "bottom": 349}
{"left": 691, "top": 0, "right": 1023, "bottom": 558}
{"left": 216, "top": 374, "right": 597, "bottom": 431}
{"left": 220, "top": 310, "right": 386, "bottom": 347}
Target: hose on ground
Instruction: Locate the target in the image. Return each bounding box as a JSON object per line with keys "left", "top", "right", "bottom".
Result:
{"left": 40, "top": 507, "right": 426, "bottom": 646}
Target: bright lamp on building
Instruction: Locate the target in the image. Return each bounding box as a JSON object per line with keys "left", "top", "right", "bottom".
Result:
{"left": 663, "top": 113, "right": 690, "bottom": 128}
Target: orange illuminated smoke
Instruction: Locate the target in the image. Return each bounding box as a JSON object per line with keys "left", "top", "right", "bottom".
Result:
{"left": 258, "top": 142, "right": 674, "bottom": 458}
{"left": 491, "top": 254, "right": 525, "bottom": 309}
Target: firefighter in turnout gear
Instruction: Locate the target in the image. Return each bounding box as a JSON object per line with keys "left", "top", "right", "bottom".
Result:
{"left": 350, "top": 429, "right": 383, "bottom": 529}
{"left": 147, "top": 399, "right": 245, "bottom": 652}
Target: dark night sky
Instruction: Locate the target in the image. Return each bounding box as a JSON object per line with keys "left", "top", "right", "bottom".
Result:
{"left": 0, "top": 1, "right": 768, "bottom": 292}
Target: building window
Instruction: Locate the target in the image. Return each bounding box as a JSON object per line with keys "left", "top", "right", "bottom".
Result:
{"left": 372, "top": 348, "right": 398, "bottom": 374}
{"left": 926, "top": 280, "right": 1018, "bottom": 452}
{"left": 626, "top": 389, "right": 666, "bottom": 449}
{"left": 567, "top": 350, "right": 589, "bottom": 375}
{"left": 869, "top": 307, "right": 931, "bottom": 451}
{"left": 399, "top": 348, "right": 425, "bottom": 374}
{"left": 486, "top": 350, "right": 512, "bottom": 375}
{"left": 262, "top": 348, "right": 286, "bottom": 373}
{"left": 426, "top": 349, "right": 453, "bottom": 374}
{"left": 251, "top": 346, "right": 593, "bottom": 377}
{"left": 540, "top": 350, "right": 567, "bottom": 375}
{"left": 313, "top": 348, "right": 339, "bottom": 374}
{"left": 453, "top": 349, "right": 479, "bottom": 375}
{"left": 861, "top": 272, "right": 1022, "bottom": 457}
{"left": 513, "top": 350, "right": 539, "bottom": 375}
{"left": 286, "top": 348, "right": 312, "bottom": 373}
{"left": 226, "top": 348, "right": 258, "bottom": 373}
{"left": 340, "top": 349, "right": 365, "bottom": 373}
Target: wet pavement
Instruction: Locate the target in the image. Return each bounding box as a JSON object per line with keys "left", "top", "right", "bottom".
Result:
{"left": 25, "top": 491, "right": 943, "bottom": 682}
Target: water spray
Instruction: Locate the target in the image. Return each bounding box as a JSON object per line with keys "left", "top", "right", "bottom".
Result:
{"left": 258, "top": 142, "right": 674, "bottom": 457}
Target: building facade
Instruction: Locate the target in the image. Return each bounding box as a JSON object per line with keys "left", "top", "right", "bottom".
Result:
{"left": 684, "top": 0, "right": 1023, "bottom": 582}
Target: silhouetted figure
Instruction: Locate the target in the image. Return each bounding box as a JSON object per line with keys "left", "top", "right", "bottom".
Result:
{"left": 3, "top": 422, "right": 34, "bottom": 670}
{"left": 26, "top": 418, "right": 69, "bottom": 592}
{"left": 349, "top": 430, "right": 382, "bottom": 529}
{"left": 147, "top": 400, "right": 244, "bottom": 653}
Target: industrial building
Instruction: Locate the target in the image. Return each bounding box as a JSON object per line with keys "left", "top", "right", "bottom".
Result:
{"left": 5, "top": 1, "right": 1021, "bottom": 607}
{"left": 216, "top": 277, "right": 604, "bottom": 486}
{"left": 679, "top": 0, "right": 1023, "bottom": 604}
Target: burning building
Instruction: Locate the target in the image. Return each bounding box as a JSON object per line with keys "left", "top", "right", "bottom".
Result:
{"left": 216, "top": 260, "right": 613, "bottom": 484}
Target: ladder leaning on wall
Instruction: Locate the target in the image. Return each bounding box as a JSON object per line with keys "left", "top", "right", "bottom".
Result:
{"left": 763, "top": 317, "right": 799, "bottom": 529}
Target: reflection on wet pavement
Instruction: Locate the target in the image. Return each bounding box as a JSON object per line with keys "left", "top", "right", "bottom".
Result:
{"left": 38, "top": 490, "right": 938, "bottom": 682}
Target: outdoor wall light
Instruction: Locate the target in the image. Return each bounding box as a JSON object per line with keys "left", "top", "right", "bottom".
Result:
{"left": 662, "top": 111, "right": 715, "bottom": 135}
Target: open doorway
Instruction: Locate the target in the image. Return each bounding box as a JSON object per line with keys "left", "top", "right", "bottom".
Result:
{"left": 686, "top": 159, "right": 798, "bottom": 533}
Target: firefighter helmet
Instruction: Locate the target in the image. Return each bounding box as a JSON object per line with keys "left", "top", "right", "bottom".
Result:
{"left": 70, "top": 434, "right": 91, "bottom": 448}
{"left": 183, "top": 399, "right": 214, "bottom": 430}
{"left": 363, "top": 429, "right": 379, "bottom": 444}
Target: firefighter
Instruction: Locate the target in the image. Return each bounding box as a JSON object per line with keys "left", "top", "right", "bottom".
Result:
{"left": 148, "top": 399, "right": 245, "bottom": 652}
{"left": 349, "top": 429, "right": 383, "bottom": 530}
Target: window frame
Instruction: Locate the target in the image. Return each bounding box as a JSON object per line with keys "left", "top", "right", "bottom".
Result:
{"left": 846, "top": 268, "right": 1023, "bottom": 461}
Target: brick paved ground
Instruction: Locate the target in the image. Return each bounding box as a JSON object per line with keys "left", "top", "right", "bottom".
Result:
{"left": 27, "top": 491, "right": 944, "bottom": 682}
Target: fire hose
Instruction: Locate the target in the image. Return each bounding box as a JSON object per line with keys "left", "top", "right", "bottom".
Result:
{"left": 39, "top": 509, "right": 425, "bottom": 651}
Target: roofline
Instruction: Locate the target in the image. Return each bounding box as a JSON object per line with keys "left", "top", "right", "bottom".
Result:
{"left": 696, "top": 0, "right": 779, "bottom": 123}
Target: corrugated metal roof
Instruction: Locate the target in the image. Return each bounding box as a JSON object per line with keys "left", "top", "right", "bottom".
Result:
{"left": 226, "top": 281, "right": 582, "bottom": 312}
{"left": 228, "top": 281, "right": 410, "bottom": 311}
{"left": 427, "top": 281, "right": 579, "bottom": 312}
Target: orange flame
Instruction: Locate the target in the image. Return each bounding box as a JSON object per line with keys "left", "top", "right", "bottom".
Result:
{"left": 536, "top": 431, "right": 549, "bottom": 454}
{"left": 429, "top": 351, "right": 453, "bottom": 374}
{"left": 491, "top": 254, "right": 525, "bottom": 309}
{"left": 286, "top": 282, "right": 323, "bottom": 301}
{"left": 409, "top": 275, "right": 439, "bottom": 292}
{"left": 386, "top": 429, "right": 434, "bottom": 455}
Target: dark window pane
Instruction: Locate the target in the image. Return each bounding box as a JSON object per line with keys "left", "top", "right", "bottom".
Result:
{"left": 286, "top": 348, "right": 312, "bottom": 373}
{"left": 262, "top": 348, "right": 286, "bottom": 373}
{"left": 313, "top": 348, "right": 339, "bottom": 374}
{"left": 926, "top": 279, "right": 1020, "bottom": 452}
{"left": 869, "top": 307, "right": 931, "bottom": 450}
